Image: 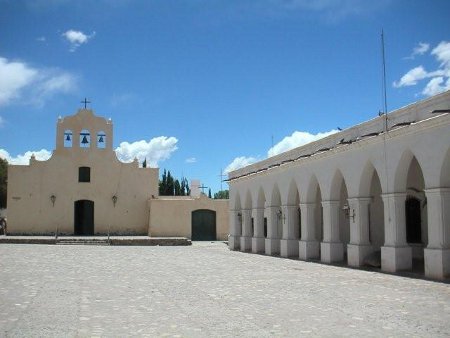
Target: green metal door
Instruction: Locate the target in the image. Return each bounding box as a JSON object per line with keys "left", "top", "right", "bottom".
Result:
{"left": 191, "top": 209, "right": 216, "bottom": 241}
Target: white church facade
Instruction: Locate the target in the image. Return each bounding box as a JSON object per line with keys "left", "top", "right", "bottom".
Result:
{"left": 227, "top": 90, "right": 450, "bottom": 280}
{"left": 7, "top": 108, "right": 228, "bottom": 240}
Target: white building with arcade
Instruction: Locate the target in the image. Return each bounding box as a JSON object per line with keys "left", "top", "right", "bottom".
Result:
{"left": 227, "top": 90, "right": 450, "bottom": 280}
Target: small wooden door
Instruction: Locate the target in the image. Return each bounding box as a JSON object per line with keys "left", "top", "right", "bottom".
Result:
{"left": 74, "top": 200, "right": 94, "bottom": 235}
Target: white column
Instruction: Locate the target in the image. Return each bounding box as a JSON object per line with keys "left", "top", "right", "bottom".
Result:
{"left": 228, "top": 209, "right": 241, "bottom": 250}
{"left": 381, "top": 193, "right": 412, "bottom": 272}
{"left": 280, "top": 205, "right": 300, "bottom": 258}
{"left": 240, "top": 209, "right": 252, "bottom": 252}
{"left": 347, "top": 197, "right": 374, "bottom": 267}
{"left": 299, "top": 202, "right": 319, "bottom": 260}
{"left": 252, "top": 207, "right": 265, "bottom": 253}
{"left": 321, "top": 200, "right": 343, "bottom": 263}
{"left": 265, "top": 205, "right": 280, "bottom": 255}
{"left": 424, "top": 188, "right": 450, "bottom": 280}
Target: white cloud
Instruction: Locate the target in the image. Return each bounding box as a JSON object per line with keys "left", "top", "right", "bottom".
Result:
{"left": 0, "top": 148, "right": 52, "bottom": 165}
{"left": 36, "top": 71, "right": 76, "bottom": 96}
{"left": 404, "top": 42, "right": 430, "bottom": 59}
{"left": 393, "top": 66, "right": 428, "bottom": 87}
{"left": 0, "top": 56, "right": 77, "bottom": 107}
{"left": 422, "top": 77, "right": 450, "bottom": 97}
{"left": 224, "top": 156, "right": 259, "bottom": 173}
{"left": 268, "top": 129, "right": 338, "bottom": 157}
{"left": 0, "top": 57, "right": 38, "bottom": 105}
{"left": 115, "top": 136, "right": 178, "bottom": 167}
{"left": 185, "top": 157, "right": 197, "bottom": 163}
{"left": 413, "top": 42, "right": 430, "bottom": 56}
{"left": 36, "top": 36, "right": 46, "bottom": 42}
{"left": 225, "top": 128, "right": 339, "bottom": 173}
{"left": 394, "top": 40, "right": 450, "bottom": 96}
{"left": 431, "top": 41, "right": 450, "bottom": 69}
{"left": 271, "top": 0, "right": 390, "bottom": 22}
{"left": 110, "top": 93, "right": 135, "bottom": 107}
{"left": 62, "top": 30, "right": 95, "bottom": 52}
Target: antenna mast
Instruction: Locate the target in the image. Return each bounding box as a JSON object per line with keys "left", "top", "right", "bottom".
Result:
{"left": 381, "top": 29, "right": 388, "bottom": 131}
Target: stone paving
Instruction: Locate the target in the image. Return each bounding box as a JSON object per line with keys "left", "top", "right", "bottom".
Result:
{"left": 0, "top": 241, "right": 449, "bottom": 337}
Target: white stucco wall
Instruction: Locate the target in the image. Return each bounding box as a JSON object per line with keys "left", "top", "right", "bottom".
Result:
{"left": 228, "top": 90, "right": 450, "bottom": 280}
{"left": 7, "top": 109, "right": 158, "bottom": 235}
{"left": 148, "top": 195, "right": 229, "bottom": 240}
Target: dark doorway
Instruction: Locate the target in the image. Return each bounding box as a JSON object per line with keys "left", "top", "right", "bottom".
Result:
{"left": 264, "top": 217, "right": 267, "bottom": 238}
{"left": 191, "top": 209, "right": 216, "bottom": 241}
{"left": 74, "top": 200, "right": 94, "bottom": 235}
{"left": 406, "top": 197, "right": 421, "bottom": 243}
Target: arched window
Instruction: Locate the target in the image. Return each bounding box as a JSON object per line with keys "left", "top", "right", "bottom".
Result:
{"left": 97, "top": 131, "right": 106, "bottom": 149}
{"left": 80, "top": 129, "right": 90, "bottom": 148}
{"left": 64, "top": 130, "right": 73, "bottom": 148}
{"left": 79, "top": 167, "right": 91, "bottom": 182}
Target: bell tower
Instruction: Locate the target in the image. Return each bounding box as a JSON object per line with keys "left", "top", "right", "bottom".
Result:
{"left": 55, "top": 107, "right": 113, "bottom": 153}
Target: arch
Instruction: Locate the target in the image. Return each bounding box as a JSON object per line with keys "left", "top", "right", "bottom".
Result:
{"left": 287, "top": 179, "right": 300, "bottom": 206}
{"left": 97, "top": 131, "right": 106, "bottom": 149}
{"left": 394, "top": 149, "right": 424, "bottom": 192}
{"left": 64, "top": 129, "right": 73, "bottom": 148}
{"left": 369, "top": 169, "right": 384, "bottom": 250}
{"left": 257, "top": 187, "right": 267, "bottom": 238}
{"left": 257, "top": 187, "right": 266, "bottom": 208}
{"left": 330, "top": 169, "right": 345, "bottom": 201}
{"left": 80, "top": 129, "right": 91, "bottom": 148}
{"left": 244, "top": 190, "right": 252, "bottom": 209}
{"left": 269, "top": 184, "right": 282, "bottom": 239}
{"left": 306, "top": 175, "right": 321, "bottom": 203}
{"left": 359, "top": 161, "right": 382, "bottom": 196}
{"left": 441, "top": 147, "right": 450, "bottom": 187}
{"left": 270, "top": 184, "right": 282, "bottom": 207}
{"left": 405, "top": 156, "right": 427, "bottom": 266}
{"left": 287, "top": 179, "right": 301, "bottom": 240}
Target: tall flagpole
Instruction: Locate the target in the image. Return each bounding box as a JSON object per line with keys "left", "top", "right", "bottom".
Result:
{"left": 381, "top": 29, "right": 390, "bottom": 203}
{"left": 381, "top": 29, "right": 388, "bottom": 131}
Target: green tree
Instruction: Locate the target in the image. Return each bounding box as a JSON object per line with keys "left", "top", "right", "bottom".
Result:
{"left": 166, "top": 171, "right": 174, "bottom": 195}
{"left": 0, "top": 158, "right": 7, "bottom": 208}
{"left": 181, "top": 177, "right": 190, "bottom": 196}
{"left": 208, "top": 188, "right": 212, "bottom": 198}
{"left": 214, "top": 190, "right": 229, "bottom": 199}
{"left": 174, "top": 179, "right": 181, "bottom": 196}
{"left": 159, "top": 170, "right": 190, "bottom": 196}
{"left": 159, "top": 169, "right": 167, "bottom": 195}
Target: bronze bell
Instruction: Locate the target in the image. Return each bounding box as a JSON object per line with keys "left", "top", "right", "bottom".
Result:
{"left": 81, "top": 135, "right": 89, "bottom": 144}
{"left": 98, "top": 135, "right": 104, "bottom": 143}
{"left": 65, "top": 134, "right": 71, "bottom": 141}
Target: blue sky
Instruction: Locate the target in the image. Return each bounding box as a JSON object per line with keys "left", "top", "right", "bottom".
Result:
{"left": 1, "top": 0, "right": 449, "bottom": 194}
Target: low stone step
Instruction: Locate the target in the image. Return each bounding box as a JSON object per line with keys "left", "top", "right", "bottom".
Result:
{"left": 56, "top": 240, "right": 110, "bottom": 246}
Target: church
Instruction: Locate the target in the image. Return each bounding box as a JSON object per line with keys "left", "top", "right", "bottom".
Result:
{"left": 7, "top": 108, "right": 228, "bottom": 240}
{"left": 227, "top": 90, "right": 450, "bottom": 280}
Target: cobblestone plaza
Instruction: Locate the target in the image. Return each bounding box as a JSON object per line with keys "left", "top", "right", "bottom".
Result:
{"left": 1, "top": 242, "right": 449, "bottom": 337}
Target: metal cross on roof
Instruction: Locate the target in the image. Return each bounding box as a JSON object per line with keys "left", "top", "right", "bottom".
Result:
{"left": 81, "top": 98, "right": 91, "bottom": 109}
{"left": 198, "top": 185, "right": 209, "bottom": 194}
